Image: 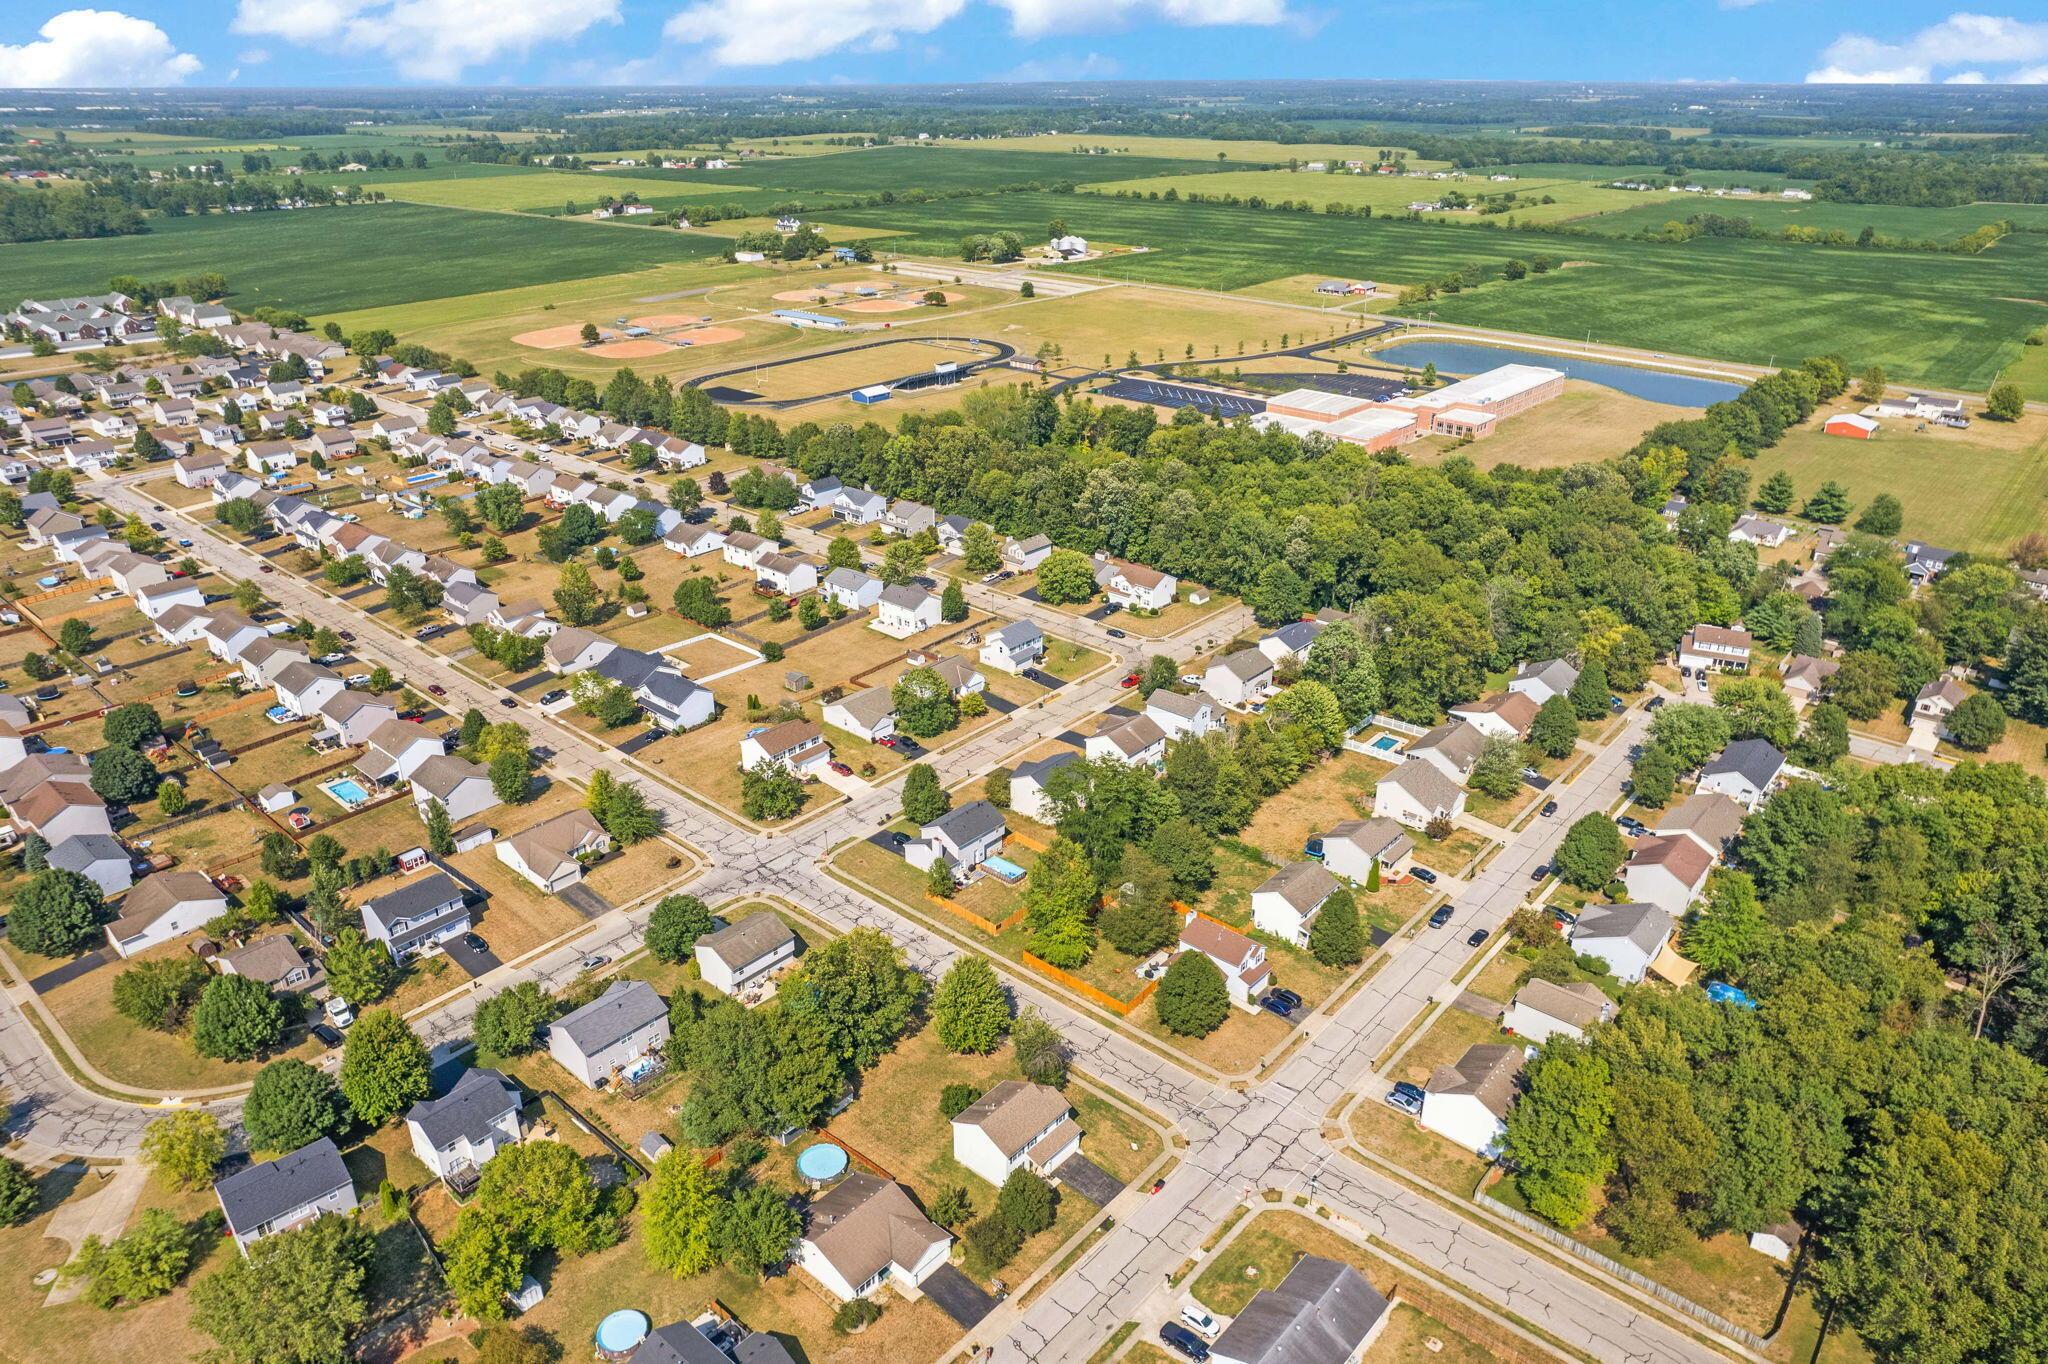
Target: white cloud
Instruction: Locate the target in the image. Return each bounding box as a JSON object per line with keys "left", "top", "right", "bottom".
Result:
{"left": 993, "top": 0, "right": 1286, "bottom": 39}
{"left": 1806, "top": 13, "right": 2048, "bottom": 83}
{"left": 0, "top": 9, "right": 201, "bottom": 86}
{"left": 1000, "top": 50, "right": 1120, "bottom": 81}
{"left": 1945, "top": 69, "right": 1988, "bottom": 82}
{"left": 664, "top": 0, "right": 965, "bottom": 64}
{"left": 235, "top": 0, "right": 621, "bottom": 81}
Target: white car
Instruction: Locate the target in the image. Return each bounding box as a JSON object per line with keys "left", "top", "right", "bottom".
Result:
{"left": 1179, "top": 1304, "right": 1218, "bottom": 1337}
{"left": 344, "top": 673, "right": 371, "bottom": 687}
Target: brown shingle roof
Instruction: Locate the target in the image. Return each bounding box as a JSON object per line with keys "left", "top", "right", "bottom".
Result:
{"left": 953, "top": 1080, "right": 1071, "bottom": 1156}
{"left": 1427, "top": 1044, "right": 1524, "bottom": 1119}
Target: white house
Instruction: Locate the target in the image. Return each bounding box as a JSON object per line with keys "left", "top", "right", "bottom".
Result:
{"left": 1319, "top": 817, "right": 1414, "bottom": 885}
{"left": 1144, "top": 689, "right": 1217, "bottom": 741}
{"left": 1405, "top": 720, "right": 1486, "bottom": 786}
{"left": 49, "top": 834, "right": 134, "bottom": 897}
{"left": 1653, "top": 792, "right": 1747, "bottom": 860}
{"left": 104, "top": 871, "right": 228, "bottom": 958}
{"left": 821, "top": 685, "right": 896, "bottom": 744}
{"left": 1420, "top": 1044, "right": 1524, "bottom": 1156}
{"left": 547, "top": 979, "right": 670, "bottom": 1089}
{"left": 1696, "top": 739, "right": 1785, "bottom": 811}
{"left": 739, "top": 718, "right": 832, "bottom": 778}
{"left": 1257, "top": 619, "right": 1324, "bottom": 665}
{"left": 361, "top": 719, "right": 445, "bottom": 786}
{"left": 1092, "top": 554, "right": 1176, "bottom": 611}
{"left": 135, "top": 579, "right": 205, "bottom": 621}
{"left": 1730, "top": 514, "right": 1792, "bottom": 548}
{"left": 950, "top": 1081, "right": 1081, "bottom": 1188}
{"left": 497, "top": 809, "right": 611, "bottom": 894}
{"left": 664, "top": 523, "right": 726, "bottom": 558}
{"left": 820, "top": 567, "right": 883, "bottom": 611}
{"left": 1208, "top": 1256, "right": 1392, "bottom": 1364}
{"left": 1250, "top": 861, "right": 1339, "bottom": 948}
{"left": 1678, "top": 623, "right": 1753, "bottom": 673}
{"left": 874, "top": 585, "right": 941, "bottom": 639}
{"left": 1509, "top": 658, "right": 1578, "bottom": 706}
{"left": 1202, "top": 649, "right": 1275, "bottom": 708}
{"left": 980, "top": 621, "right": 1045, "bottom": 675}
{"left": 1568, "top": 903, "right": 1675, "bottom": 984}
{"left": 213, "top": 1137, "right": 355, "bottom": 1253}
{"left": 1086, "top": 713, "right": 1166, "bottom": 767}
{"left": 902, "top": 800, "right": 1008, "bottom": 880}
{"left": 409, "top": 755, "right": 499, "bottom": 823}
{"left": 317, "top": 690, "right": 398, "bottom": 746}
{"left": 797, "top": 1172, "right": 952, "bottom": 1302}
{"left": 1503, "top": 978, "right": 1614, "bottom": 1045}
{"left": 1008, "top": 750, "right": 1080, "bottom": 824}
{"left": 1178, "top": 913, "right": 1270, "bottom": 1012}
{"left": 1372, "top": 760, "right": 1467, "bottom": 830}
{"left": 405, "top": 1068, "right": 523, "bottom": 1185}
{"left": 754, "top": 551, "right": 819, "bottom": 596}
{"left": 1447, "top": 692, "right": 1539, "bottom": 742}
{"left": 695, "top": 912, "right": 799, "bottom": 996}
{"left": 1002, "top": 534, "right": 1052, "bottom": 572}
{"left": 1620, "top": 833, "right": 1714, "bottom": 916}
{"left": 359, "top": 872, "right": 471, "bottom": 963}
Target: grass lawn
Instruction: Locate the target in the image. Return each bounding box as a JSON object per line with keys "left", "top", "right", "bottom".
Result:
{"left": 1382, "top": 1008, "right": 1511, "bottom": 1092}
{"left": 1089, "top": 167, "right": 1645, "bottom": 226}
{"left": 1348, "top": 1094, "right": 1490, "bottom": 1196}
{"left": 1402, "top": 382, "right": 1695, "bottom": 471}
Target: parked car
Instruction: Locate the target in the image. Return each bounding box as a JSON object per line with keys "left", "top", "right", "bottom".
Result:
{"left": 462, "top": 933, "right": 488, "bottom": 953}
{"left": 981, "top": 571, "right": 1003, "bottom": 585}
{"left": 1119, "top": 671, "right": 1141, "bottom": 688}
{"left": 1646, "top": 696, "right": 1666, "bottom": 710}
{"left": 1616, "top": 815, "right": 1647, "bottom": 836}
{"left": 539, "top": 689, "right": 568, "bottom": 706}
{"left": 415, "top": 625, "right": 442, "bottom": 640}
{"left": 1302, "top": 836, "right": 1324, "bottom": 860}
{"left": 877, "top": 736, "right": 899, "bottom": 748}
{"left": 427, "top": 684, "right": 446, "bottom": 697}
{"left": 1180, "top": 1305, "right": 1219, "bottom": 1337}
{"left": 1180, "top": 673, "right": 1202, "bottom": 687}
{"left": 1466, "top": 928, "right": 1488, "bottom": 947}
{"left": 1532, "top": 863, "right": 1551, "bottom": 881}
{"left": 316, "top": 652, "right": 347, "bottom": 665}
{"left": 1264, "top": 987, "right": 1303, "bottom": 1011}
{"left": 344, "top": 673, "right": 370, "bottom": 687}
{"left": 310, "top": 1023, "right": 344, "bottom": 1049}
{"left": 498, "top": 697, "right": 517, "bottom": 707}
{"left": 1412, "top": 867, "right": 1438, "bottom": 885}
{"left": 1609, "top": 695, "right": 1625, "bottom": 712}
{"left": 828, "top": 761, "right": 853, "bottom": 776}
{"left": 1160, "top": 1323, "right": 1211, "bottom": 1362}
{"left": 323, "top": 996, "right": 354, "bottom": 1029}
{"left": 258, "top": 563, "right": 274, "bottom": 573}
{"left": 1428, "top": 904, "right": 1454, "bottom": 928}
{"left": 338, "top": 630, "right": 355, "bottom": 642}
{"left": 1385, "top": 1081, "right": 1426, "bottom": 1115}
{"left": 1541, "top": 799, "right": 1559, "bottom": 817}
{"left": 580, "top": 955, "right": 610, "bottom": 973}
{"left": 1259, "top": 994, "right": 1296, "bottom": 1019}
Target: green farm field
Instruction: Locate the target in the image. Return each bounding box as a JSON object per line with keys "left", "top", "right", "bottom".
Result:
{"left": 1086, "top": 166, "right": 1646, "bottom": 224}
{"left": 934, "top": 132, "right": 1438, "bottom": 166}
{"left": 628, "top": 143, "right": 1232, "bottom": 195}
{"left": 0, "top": 202, "right": 709, "bottom": 314}
{"left": 1576, "top": 196, "right": 2048, "bottom": 240}
{"left": 368, "top": 168, "right": 827, "bottom": 216}
{"left": 1749, "top": 407, "right": 2048, "bottom": 555}
{"left": 828, "top": 192, "right": 2045, "bottom": 388}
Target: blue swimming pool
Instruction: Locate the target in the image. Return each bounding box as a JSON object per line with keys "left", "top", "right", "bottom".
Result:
{"left": 320, "top": 777, "right": 371, "bottom": 808}
{"left": 1369, "top": 734, "right": 1404, "bottom": 753}
{"left": 983, "top": 855, "right": 1027, "bottom": 882}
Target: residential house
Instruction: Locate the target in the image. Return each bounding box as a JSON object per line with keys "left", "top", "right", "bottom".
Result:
{"left": 935, "top": 515, "right": 973, "bottom": 553}
{"left": 1621, "top": 834, "right": 1714, "bottom": 915}
{"left": 244, "top": 440, "right": 298, "bottom": 476}
{"left": 360, "top": 719, "right": 445, "bottom": 785}
{"left": 832, "top": 487, "right": 887, "bottom": 525}
{"left": 497, "top": 809, "right": 610, "bottom": 894}
{"left": 950, "top": 1081, "right": 1081, "bottom": 1188}
{"left": 738, "top": 720, "right": 831, "bottom": 778}
{"left": 882, "top": 499, "right": 935, "bottom": 538}
{"left": 1251, "top": 861, "right": 1339, "bottom": 948}
{"left": 406, "top": 1068, "right": 523, "bottom": 1185}
{"left": 902, "top": 801, "right": 1008, "bottom": 880}
{"left": 820, "top": 567, "right": 882, "bottom": 611}
{"left": 653, "top": 438, "right": 706, "bottom": 471}
{"left": 696, "top": 912, "right": 799, "bottom": 996}
{"left": 1750, "top": 1223, "right": 1804, "bottom": 1265}
{"left": 49, "top": 834, "right": 134, "bottom": 896}
{"left": 359, "top": 871, "right": 471, "bottom": 963}
{"left": 1915, "top": 675, "right": 1968, "bottom": 724}
{"left": 371, "top": 415, "right": 418, "bottom": 440}
{"left": 1002, "top": 534, "right": 1052, "bottom": 572}
{"left": 1653, "top": 793, "right": 1746, "bottom": 860}
{"left": 13, "top": 783, "right": 113, "bottom": 844}
{"left": 1405, "top": 720, "right": 1486, "bottom": 786}
{"left": 1092, "top": 554, "right": 1176, "bottom": 611}
{"left": 1256, "top": 619, "right": 1325, "bottom": 665}
{"left": 307, "top": 428, "right": 356, "bottom": 461}
{"left": 797, "top": 1172, "right": 952, "bottom": 1302}
{"left": 979, "top": 621, "right": 1044, "bottom": 675}
{"left": 1729, "top": 514, "right": 1792, "bottom": 548}
{"left": 1207, "top": 1254, "right": 1392, "bottom": 1364}
{"left": 798, "top": 475, "right": 845, "bottom": 510}
{"left": 1811, "top": 527, "right": 1848, "bottom": 564}
{"left": 1569, "top": 903, "right": 1676, "bottom": 984}
{"left": 1144, "top": 689, "right": 1217, "bottom": 740}
{"left": 1508, "top": 658, "right": 1579, "bottom": 706}
{"left": 488, "top": 600, "right": 556, "bottom": 639}
{"left": 1420, "top": 1044, "right": 1524, "bottom": 1156}
{"left": 1202, "top": 649, "right": 1276, "bottom": 708}
{"left": 545, "top": 625, "right": 616, "bottom": 675}
{"left": 173, "top": 452, "right": 228, "bottom": 488}
{"left": 216, "top": 934, "right": 321, "bottom": 992}
{"left": 1447, "top": 692, "right": 1539, "bottom": 742}
{"left": 317, "top": 690, "right": 397, "bottom": 746}
{"left": 409, "top": 754, "right": 499, "bottom": 823}
{"left": 1085, "top": 713, "right": 1166, "bottom": 767}
{"left": 135, "top": 579, "right": 205, "bottom": 620}
{"left": 1179, "top": 914, "right": 1270, "bottom": 1012}
{"left": 821, "top": 685, "right": 896, "bottom": 744}
{"left": 273, "top": 661, "right": 345, "bottom": 718}
{"left": 591, "top": 647, "right": 715, "bottom": 732}
{"left": 754, "top": 551, "right": 819, "bottom": 597}
{"left": 663, "top": 523, "right": 726, "bottom": 559}
{"left": 1780, "top": 654, "right": 1838, "bottom": 711}
{"left": 442, "top": 581, "right": 500, "bottom": 626}
{"left": 1696, "top": 739, "right": 1786, "bottom": 810}
{"left": 199, "top": 610, "right": 267, "bottom": 663}
{"left": 1504, "top": 978, "right": 1615, "bottom": 1045}
{"left": 874, "top": 585, "right": 940, "bottom": 638}
{"left": 1678, "top": 624, "right": 1753, "bottom": 673}
{"left": 105, "top": 870, "right": 228, "bottom": 958}
{"left": 213, "top": 1137, "right": 355, "bottom": 1253}
{"left": 1372, "top": 760, "right": 1468, "bottom": 831}
{"left": 547, "top": 979, "right": 670, "bottom": 1088}
{"left": 1319, "top": 818, "right": 1414, "bottom": 885}
{"left": 1009, "top": 750, "right": 1080, "bottom": 824}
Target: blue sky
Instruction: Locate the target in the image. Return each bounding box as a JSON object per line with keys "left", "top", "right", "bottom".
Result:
{"left": 2, "top": 2, "right": 2046, "bottom": 89}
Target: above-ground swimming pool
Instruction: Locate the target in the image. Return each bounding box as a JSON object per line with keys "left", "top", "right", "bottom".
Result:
{"left": 320, "top": 777, "right": 371, "bottom": 808}
{"left": 983, "top": 854, "right": 1028, "bottom": 882}
{"left": 796, "top": 1143, "right": 849, "bottom": 1184}
{"left": 594, "top": 1309, "right": 649, "bottom": 1358}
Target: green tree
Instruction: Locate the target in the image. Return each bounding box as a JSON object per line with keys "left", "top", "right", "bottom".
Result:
{"left": 1035, "top": 549, "right": 1097, "bottom": 605}
{"left": 1529, "top": 694, "right": 1579, "bottom": 759}
{"left": 1469, "top": 734, "right": 1527, "bottom": 800}
{"left": 90, "top": 744, "right": 159, "bottom": 803}
{"left": 58, "top": 616, "right": 95, "bottom": 657}
{"left": 242, "top": 1059, "right": 347, "bottom": 1154}
{"left": 892, "top": 666, "right": 957, "bottom": 739}
{"left": 1796, "top": 701, "right": 1851, "bottom": 766}
{"left": 900, "top": 764, "right": 950, "bottom": 824}
{"left": 932, "top": 957, "right": 1011, "bottom": 1053}
{"left": 1714, "top": 677, "right": 1799, "bottom": 749}
{"left": 1629, "top": 743, "right": 1679, "bottom": 807}
{"left": 641, "top": 1149, "right": 720, "bottom": 1278}
{"left": 1855, "top": 492, "right": 1903, "bottom": 536}
{"left": 1985, "top": 381, "right": 2025, "bottom": 422}
{"left": 156, "top": 780, "right": 188, "bottom": 816}
{"left": 490, "top": 750, "right": 531, "bottom": 803}
{"left": 1555, "top": 814, "right": 1626, "bottom": 890}
{"left": 1684, "top": 870, "right": 1770, "bottom": 977}
{"left": 1271, "top": 679, "right": 1347, "bottom": 752}
{"left": 1855, "top": 365, "right": 1887, "bottom": 403}
{"left": 996, "top": 1168, "right": 1057, "bottom": 1237}
{"left": 1251, "top": 561, "right": 1307, "bottom": 624}
{"left": 101, "top": 702, "right": 162, "bottom": 749}
{"left": 1802, "top": 480, "right": 1852, "bottom": 525}
{"left": 111, "top": 956, "right": 211, "bottom": 1031}
{"left": 647, "top": 894, "right": 714, "bottom": 963}
{"left": 441, "top": 1207, "right": 525, "bottom": 1321}
{"left": 191, "top": 1214, "right": 373, "bottom": 1364}
{"left": 940, "top": 577, "right": 967, "bottom": 622}
{"left": 1504, "top": 1039, "right": 1614, "bottom": 1227}
{"left": 191, "top": 974, "right": 288, "bottom": 1061}
{"left": 961, "top": 523, "right": 1001, "bottom": 573}
{"left": 715, "top": 1181, "right": 802, "bottom": 1276}
{"left": 60, "top": 1207, "right": 193, "bottom": 1308}
{"left": 338, "top": 1009, "right": 431, "bottom": 1126}
{"left": 1308, "top": 886, "right": 1365, "bottom": 966}
{"left": 473, "top": 982, "right": 557, "bottom": 1065}
{"left": 1826, "top": 650, "right": 1901, "bottom": 720}
{"left": 1098, "top": 849, "right": 1178, "bottom": 956}
{"left": 552, "top": 560, "right": 599, "bottom": 626}
{"left": 1147, "top": 817, "right": 1216, "bottom": 895}
{"left": 1755, "top": 471, "right": 1794, "bottom": 514}
{"left": 324, "top": 927, "right": 397, "bottom": 1007}
{"left": 1023, "top": 838, "right": 1098, "bottom": 968}
{"left": 781, "top": 928, "right": 926, "bottom": 1070}
{"left": 673, "top": 577, "right": 731, "bottom": 627}
{"left": 140, "top": 1109, "right": 227, "bottom": 1190}
{"left": 741, "top": 761, "right": 806, "bottom": 821}
{"left": 1155, "top": 952, "right": 1229, "bottom": 1037}
{"left": 1943, "top": 692, "right": 2006, "bottom": 750}
{"left": 0, "top": 1157, "right": 36, "bottom": 1226}
{"left": 1648, "top": 702, "right": 1733, "bottom": 769}
{"left": 475, "top": 482, "right": 526, "bottom": 534}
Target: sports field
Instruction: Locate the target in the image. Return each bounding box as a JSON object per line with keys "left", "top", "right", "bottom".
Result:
{"left": 0, "top": 202, "right": 708, "bottom": 314}
{"left": 1087, "top": 167, "right": 1645, "bottom": 224}
{"left": 823, "top": 192, "right": 2044, "bottom": 388}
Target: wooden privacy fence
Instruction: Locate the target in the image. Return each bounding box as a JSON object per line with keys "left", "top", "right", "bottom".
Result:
{"left": 1022, "top": 951, "right": 1157, "bottom": 1016}
{"left": 924, "top": 891, "right": 1025, "bottom": 935}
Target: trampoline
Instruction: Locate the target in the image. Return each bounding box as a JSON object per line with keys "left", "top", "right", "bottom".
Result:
{"left": 595, "top": 1309, "right": 650, "bottom": 1359}
{"left": 796, "top": 1142, "right": 849, "bottom": 1186}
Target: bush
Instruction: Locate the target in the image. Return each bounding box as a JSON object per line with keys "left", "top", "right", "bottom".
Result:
{"left": 1155, "top": 952, "right": 1230, "bottom": 1037}
{"left": 939, "top": 1083, "right": 983, "bottom": 1119}
{"left": 996, "top": 1168, "right": 1057, "bottom": 1237}
{"left": 832, "top": 1298, "right": 884, "bottom": 1334}
{"left": 961, "top": 1215, "right": 1023, "bottom": 1274}
{"left": 191, "top": 974, "right": 288, "bottom": 1061}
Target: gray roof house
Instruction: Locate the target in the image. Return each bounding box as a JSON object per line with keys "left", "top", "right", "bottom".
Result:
{"left": 213, "top": 1136, "right": 355, "bottom": 1251}
{"left": 696, "top": 912, "right": 800, "bottom": 996}
{"left": 358, "top": 871, "right": 470, "bottom": 962}
{"left": 1508, "top": 657, "right": 1579, "bottom": 705}
{"left": 406, "top": 1067, "right": 523, "bottom": 1185}
{"left": 903, "top": 800, "right": 1009, "bottom": 880}
{"left": 1209, "top": 1254, "right": 1392, "bottom": 1364}
{"left": 1696, "top": 738, "right": 1786, "bottom": 810}
{"left": 548, "top": 979, "right": 671, "bottom": 1089}
{"left": 1569, "top": 903, "right": 1676, "bottom": 984}
{"left": 48, "top": 833, "right": 134, "bottom": 897}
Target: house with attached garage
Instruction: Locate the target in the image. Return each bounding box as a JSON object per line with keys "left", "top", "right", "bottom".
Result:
{"left": 360, "top": 719, "right": 445, "bottom": 786}
{"left": 951, "top": 1080, "right": 1081, "bottom": 1188}
{"left": 317, "top": 690, "right": 398, "bottom": 746}
{"left": 1730, "top": 514, "right": 1793, "bottom": 548}
{"left": 1420, "top": 1043, "right": 1524, "bottom": 1156}
{"left": 935, "top": 515, "right": 974, "bottom": 553}
{"left": 663, "top": 523, "right": 726, "bottom": 558}
{"left": 1145, "top": 688, "right": 1217, "bottom": 741}
{"left": 1914, "top": 674, "right": 1968, "bottom": 725}
{"left": 1086, "top": 712, "right": 1167, "bottom": 767}
{"left": 406, "top": 1068, "right": 523, "bottom": 1186}
{"left": 548, "top": 979, "right": 670, "bottom": 1089}
{"left": 832, "top": 486, "right": 888, "bottom": 525}
{"left": 1179, "top": 913, "right": 1270, "bottom": 1012}
{"left": 592, "top": 647, "right": 715, "bottom": 732}
{"left": 440, "top": 581, "right": 500, "bottom": 627}
{"left": 213, "top": 1137, "right": 356, "bottom": 1253}
{"left": 1448, "top": 691, "right": 1539, "bottom": 742}
{"left": 272, "top": 661, "right": 345, "bottom": 717}
{"left": 797, "top": 1171, "right": 952, "bottom": 1302}
{"left": 1568, "top": 903, "right": 1675, "bottom": 984}
{"left": 488, "top": 600, "right": 556, "bottom": 640}
{"left": 1508, "top": 657, "right": 1578, "bottom": 706}
{"left": 217, "top": 933, "right": 322, "bottom": 992}
{"left": 1202, "top": 648, "right": 1276, "bottom": 708}
{"left": 882, "top": 499, "right": 935, "bottom": 538}
{"left": 1406, "top": 720, "right": 1487, "bottom": 786}
{"left": 1621, "top": 833, "right": 1714, "bottom": 915}
{"left": 821, "top": 685, "right": 896, "bottom": 744}
{"left": 497, "top": 809, "right": 611, "bottom": 894}
{"left": 874, "top": 585, "right": 941, "bottom": 639}
{"left": 199, "top": 610, "right": 268, "bottom": 663}
{"left": 1207, "top": 1254, "right": 1392, "bottom": 1364}
{"left": 754, "top": 551, "right": 819, "bottom": 597}
{"left": 1092, "top": 553, "right": 1176, "bottom": 611}
{"left": 1653, "top": 792, "right": 1746, "bottom": 861}
{"left": 1318, "top": 817, "right": 1414, "bottom": 885}
{"left": 903, "top": 800, "right": 1009, "bottom": 881}
{"left": 359, "top": 871, "right": 471, "bottom": 963}
{"left": 721, "top": 531, "right": 776, "bottom": 569}
{"left": 1504, "top": 978, "right": 1614, "bottom": 1045}
{"left": 654, "top": 437, "right": 706, "bottom": 470}
{"left": 371, "top": 414, "right": 418, "bottom": 441}
{"left": 1696, "top": 738, "right": 1785, "bottom": 811}
{"left": 695, "top": 912, "right": 799, "bottom": 997}
{"left": 105, "top": 870, "right": 228, "bottom": 958}
{"left": 9, "top": 776, "right": 109, "bottom": 846}
{"left": 545, "top": 625, "right": 617, "bottom": 674}
{"left": 49, "top": 834, "right": 133, "bottom": 897}
{"left": 1372, "top": 758, "right": 1467, "bottom": 831}
{"left": 739, "top": 719, "right": 831, "bottom": 778}
{"left": 1008, "top": 750, "right": 1080, "bottom": 824}
{"left": 409, "top": 754, "right": 499, "bottom": 823}
{"left": 135, "top": 578, "right": 205, "bottom": 620}
{"left": 979, "top": 620, "right": 1044, "bottom": 675}
{"left": 98, "top": 551, "right": 168, "bottom": 598}
{"left": 1002, "top": 533, "right": 1052, "bottom": 572}
{"left": 1780, "top": 654, "right": 1838, "bottom": 711}
{"left": 1257, "top": 619, "right": 1325, "bottom": 665}
{"left": 820, "top": 567, "right": 883, "bottom": 611}
{"left": 1251, "top": 861, "right": 1340, "bottom": 948}
{"left": 307, "top": 428, "right": 356, "bottom": 460}
{"left": 799, "top": 475, "right": 844, "bottom": 510}
{"left": 244, "top": 440, "right": 298, "bottom": 476}
{"left": 1678, "top": 623, "right": 1753, "bottom": 673}
{"left": 153, "top": 602, "right": 216, "bottom": 648}
{"left": 904, "top": 653, "right": 984, "bottom": 698}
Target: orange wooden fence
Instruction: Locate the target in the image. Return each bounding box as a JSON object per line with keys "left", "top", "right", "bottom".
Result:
{"left": 1021, "top": 951, "right": 1157, "bottom": 1016}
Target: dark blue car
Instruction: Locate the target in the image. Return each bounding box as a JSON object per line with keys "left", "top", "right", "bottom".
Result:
{"left": 1160, "top": 1323, "right": 1211, "bottom": 1361}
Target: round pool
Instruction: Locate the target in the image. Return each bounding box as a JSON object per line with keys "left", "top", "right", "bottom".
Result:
{"left": 796, "top": 1142, "right": 849, "bottom": 1183}
{"left": 595, "top": 1309, "right": 649, "bottom": 1357}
